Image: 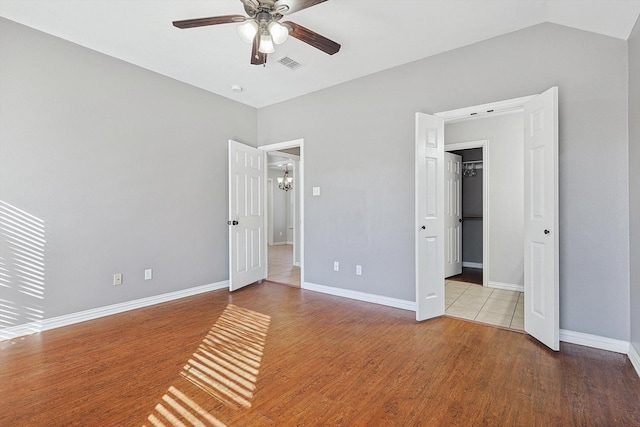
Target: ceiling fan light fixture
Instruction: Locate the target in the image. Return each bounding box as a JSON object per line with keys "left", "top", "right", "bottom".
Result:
{"left": 258, "top": 32, "right": 275, "bottom": 54}
{"left": 237, "top": 19, "right": 258, "bottom": 43}
{"left": 268, "top": 21, "right": 289, "bottom": 45}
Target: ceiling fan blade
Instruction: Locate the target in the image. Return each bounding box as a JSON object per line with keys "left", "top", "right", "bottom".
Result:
{"left": 173, "top": 15, "right": 246, "bottom": 29}
{"left": 283, "top": 21, "right": 340, "bottom": 55}
{"left": 275, "top": 0, "right": 328, "bottom": 15}
{"left": 251, "top": 33, "right": 267, "bottom": 65}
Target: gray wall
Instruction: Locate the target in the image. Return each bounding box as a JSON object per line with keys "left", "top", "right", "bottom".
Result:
{"left": 258, "top": 23, "right": 630, "bottom": 341}
{"left": 0, "top": 18, "right": 257, "bottom": 325}
{"left": 629, "top": 16, "right": 640, "bottom": 355}
{"left": 2, "top": 18, "right": 634, "bottom": 345}
{"left": 447, "top": 113, "right": 524, "bottom": 287}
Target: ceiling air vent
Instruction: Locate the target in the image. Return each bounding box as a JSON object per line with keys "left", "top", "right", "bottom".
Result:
{"left": 277, "top": 56, "right": 303, "bottom": 70}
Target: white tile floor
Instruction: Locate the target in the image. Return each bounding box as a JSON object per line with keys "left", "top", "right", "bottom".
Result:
{"left": 445, "top": 280, "right": 524, "bottom": 331}
{"left": 267, "top": 244, "right": 300, "bottom": 287}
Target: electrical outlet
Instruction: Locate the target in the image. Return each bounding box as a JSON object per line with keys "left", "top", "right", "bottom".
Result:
{"left": 113, "top": 273, "right": 123, "bottom": 286}
{"left": 356, "top": 265, "right": 362, "bottom": 276}
{"left": 334, "top": 261, "right": 339, "bottom": 271}
{"left": 145, "top": 269, "right": 153, "bottom": 280}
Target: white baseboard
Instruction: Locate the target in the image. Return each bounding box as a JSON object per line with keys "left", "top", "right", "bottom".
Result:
{"left": 488, "top": 281, "right": 524, "bottom": 292}
{"left": 559, "top": 329, "right": 630, "bottom": 354}
{"left": 462, "top": 262, "right": 483, "bottom": 269}
{"left": 286, "top": 241, "right": 293, "bottom": 245}
{"left": 0, "top": 280, "right": 229, "bottom": 341}
{"left": 270, "top": 242, "right": 288, "bottom": 246}
{"left": 628, "top": 343, "right": 640, "bottom": 379}
{"left": 302, "top": 282, "right": 416, "bottom": 312}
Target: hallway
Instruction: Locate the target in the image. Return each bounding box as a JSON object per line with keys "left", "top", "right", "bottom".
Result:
{"left": 266, "top": 244, "right": 300, "bottom": 287}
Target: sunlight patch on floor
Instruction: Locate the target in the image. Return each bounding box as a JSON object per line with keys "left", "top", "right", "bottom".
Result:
{"left": 145, "top": 304, "right": 271, "bottom": 426}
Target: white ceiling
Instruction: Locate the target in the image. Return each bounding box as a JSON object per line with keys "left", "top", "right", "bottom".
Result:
{"left": 1, "top": 0, "right": 639, "bottom": 108}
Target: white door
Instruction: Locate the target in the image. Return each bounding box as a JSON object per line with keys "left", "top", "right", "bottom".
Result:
{"left": 228, "top": 140, "right": 267, "bottom": 291}
{"left": 444, "top": 152, "right": 462, "bottom": 278}
{"left": 415, "top": 113, "right": 446, "bottom": 321}
{"left": 523, "top": 87, "right": 559, "bottom": 351}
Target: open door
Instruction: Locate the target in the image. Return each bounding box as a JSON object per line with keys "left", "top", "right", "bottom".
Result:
{"left": 523, "top": 87, "right": 559, "bottom": 350}
{"left": 228, "top": 140, "right": 267, "bottom": 291}
{"left": 444, "top": 152, "right": 462, "bottom": 278}
{"left": 415, "top": 113, "right": 446, "bottom": 321}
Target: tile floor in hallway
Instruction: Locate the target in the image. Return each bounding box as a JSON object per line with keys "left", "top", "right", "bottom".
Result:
{"left": 445, "top": 280, "right": 524, "bottom": 331}
{"left": 267, "top": 244, "right": 300, "bottom": 287}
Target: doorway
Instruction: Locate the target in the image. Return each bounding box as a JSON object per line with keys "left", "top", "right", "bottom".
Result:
{"left": 444, "top": 141, "right": 488, "bottom": 287}
{"left": 416, "top": 88, "right": 559, "bottom": 350}
{"left": 443, "top": 138, "right": 524, "bottom": 330}
{"left": 266, "top": 151, "right": 300, "bottom": 287}
{"left": 259, "top": 139, "right": 304, "bottom": 288}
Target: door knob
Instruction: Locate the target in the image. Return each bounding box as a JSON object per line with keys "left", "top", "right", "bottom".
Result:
{"left": 544, "top": 229, "right": 550, "bottom": 234}
{"left": 228, "top": 220, "right": 239, "bottom": 226}
{"left": 459, "top": 219, "right": 463, "bottom": 223}
{"left": 420, "top": 225, "right": 426, "bottom": 230}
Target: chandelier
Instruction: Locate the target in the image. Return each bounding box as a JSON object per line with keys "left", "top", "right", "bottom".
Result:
{"left": 278, "top": 165, "right": 293, "bottom": 191}
{"left": 237, "top": 11, "right": 289, "bottom": 54}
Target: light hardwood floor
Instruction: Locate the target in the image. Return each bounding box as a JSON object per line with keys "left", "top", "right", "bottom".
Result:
{"left": 1, "top": 282, "right": 639, "bottom": 426}
{"left": 267, "top": 244, "right": 300, "bottom": 287}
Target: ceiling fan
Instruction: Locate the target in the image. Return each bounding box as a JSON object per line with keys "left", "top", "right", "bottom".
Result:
{"left": 172, "top": 0, "right": 341, "bottom": 66}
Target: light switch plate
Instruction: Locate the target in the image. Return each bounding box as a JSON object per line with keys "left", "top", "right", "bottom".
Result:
{"left": 312, "top": 187, "right": 321, "bottom": 196}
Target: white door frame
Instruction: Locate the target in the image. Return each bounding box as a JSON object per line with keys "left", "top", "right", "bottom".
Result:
{"left": 259, "top": 138, "right": 304, "bottom": 283}
{"left": 445, "top": 140, "right": 489, "bottom": 287}
{"left": 267, "top": 178, "right": 274, "bottom": 246}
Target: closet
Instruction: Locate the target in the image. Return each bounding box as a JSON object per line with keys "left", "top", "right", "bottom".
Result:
{"left": 453, "top": 148, "right": 483, "bottom": 281}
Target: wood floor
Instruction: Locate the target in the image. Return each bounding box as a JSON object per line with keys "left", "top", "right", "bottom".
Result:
{"left": 1, "top": 283, "right": 639, "bottom": 426}
{"left": 266, "top": 244, "right": 300, "bottom": 287}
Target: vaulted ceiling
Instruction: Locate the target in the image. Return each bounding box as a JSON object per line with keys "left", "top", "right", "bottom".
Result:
{"left": 1, "top": 0, "right": 639, "bottom": 108}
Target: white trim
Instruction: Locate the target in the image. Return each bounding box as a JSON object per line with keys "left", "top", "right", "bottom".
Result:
{"left": 267, "top": 149, "right": 300, "bottom": 163}
{"left": 445, "top": 140, "right": 489, "bottom": 288}
{"left": 488, "top": 281, "right": 524, "bottom": 292}
{"left": 435, "top": 95, "right": 536, "bottom": 123}
{"left": 559, "top": 329, "right": 630, "bottom": 354}
{"left": 0, "top": 281, "right": 229, "bottom": 341}
{"left": 303, "top": 282, "right": 416, "bottom": 312}
{"left": 270, "top": 242, "right": 288, "bottom": 246}
{"left": 267, "top": 177, "right": 274, "bottom": 246}
{"left": 628, "top": 343, "right": 640, "bottom": 379}
{"left": 462, "top": 262, "right": 483, "bottom": 269}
